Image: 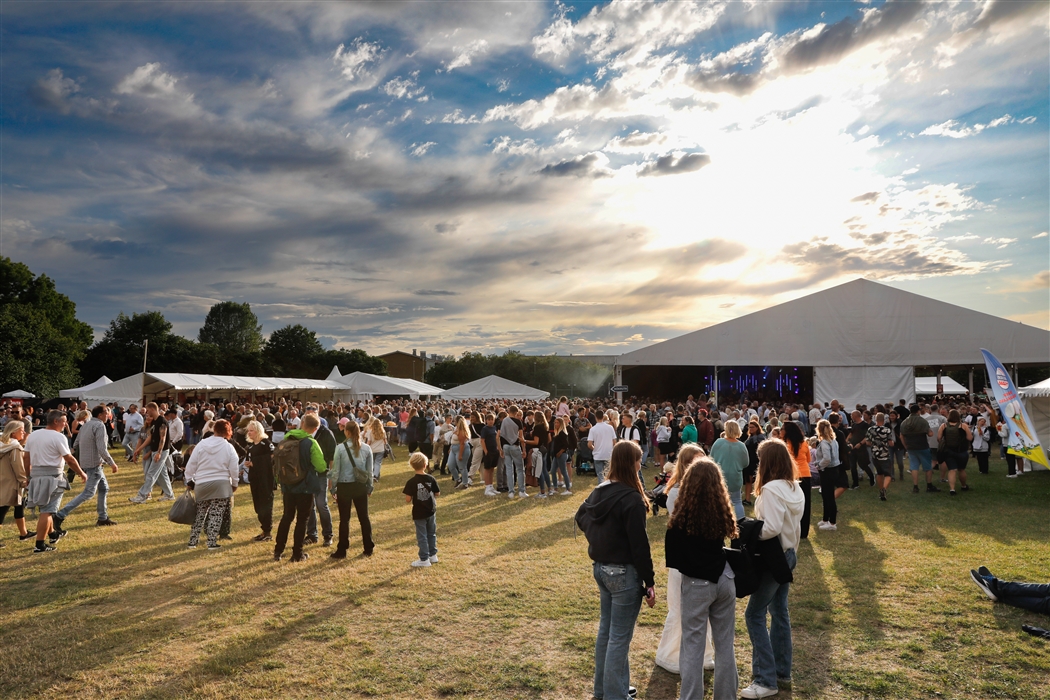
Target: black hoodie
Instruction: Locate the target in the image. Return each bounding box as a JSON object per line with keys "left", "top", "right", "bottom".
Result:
{"left": 575, "top": 481, "right": 655, "bottom": 587}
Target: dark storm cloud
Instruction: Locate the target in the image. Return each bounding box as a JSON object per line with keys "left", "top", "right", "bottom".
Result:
{"left": 638, "top": 152, "right": 710, "bottom": 177}
{"left": 538, "top": 153, "right": 612, "bottom": 178}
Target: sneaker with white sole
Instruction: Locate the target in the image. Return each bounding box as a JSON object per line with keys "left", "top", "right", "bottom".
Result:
{"left": 519, "top": 492, "right": 530, "bottom": 498}
{"left": 485, "top": 486, "right": 498, "bottom": 496}
{"left": 816, "top": 520, "right": 828, "bottom": 528}
{"left": 818, "top": 522, "right": 837, "bottom": 531}
{"left": 507, "top": 492, "right": 516, "bottom": 499}
{"left": 158, "top": 495, "right": 176, "bottom": 502}
{"left": 740, "top": 682, "right": 779, "bottom": 698}
{"left": 561, "top": 490, "right": 573, "bottom": 496}
{"left": 411, "top": 559, "right": 432, "bottom": 568}
{"left": 429, "top": 555, "right": 439, "bottom": 563}
{"left": 128, "top": 495, "right": 150, "bottom": 504}
{"left": 970, "top": 570, "right": 998, "bottom": 601}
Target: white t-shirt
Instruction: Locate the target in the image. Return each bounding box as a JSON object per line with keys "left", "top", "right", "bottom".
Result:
{"left": 124, "top": 411, "right": 144, "bottom": 432}
{"left": 288, "top": 416, "right": 301, "bottom": 429}
{"left": 589, "top": 421, "right": 617, "bottom": 461}
{"left": 25, "top": 428, "right": 72, "bottom": 467}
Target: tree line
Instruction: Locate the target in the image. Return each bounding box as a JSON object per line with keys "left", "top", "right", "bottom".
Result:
{"left": 1, "top": 257, "right": 386, "bottom": 398}
{"left": 425, "top": 351, "right": 613, "bottom": 398}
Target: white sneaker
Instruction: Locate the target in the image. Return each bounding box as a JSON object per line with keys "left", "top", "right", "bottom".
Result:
{"left": 561, "top": 490, "right": 573, "bottom": 496}
{"left": 128, "top": 495, "right": 149, "bottom": 504}
{"left": 740, "top": 682, "right": 779, "bottom": 699}
{"left": 507, "top": 492, "right": 516, "bottom": 499}
{"left": 158, "top": 495, "right": 176, "bottom": 502}
{"left": 816, "top": 520, "right": 828, "bottom": 528}
{"left": 411, "top": 559, "right": 432, "bottom": 568}
{"left": 519, "top": 491, "right": 530, "bottom": 498}
{"left": 818, "top": 522, "right": 837, "bottom": 531}
{"left": 1006, "top": 473, "right": 1019, "bottom": 478}
{"left": 467, "top": 478, "right": 474, "bottom": 486}
{"left": 485, "top": 486, "right": 498, "bottom": 496}
{"left": 703, "top": 658, "right": 715, "bottom": 671}
{"left": 429, "top": 554, "right": 439, "bottom": 563}
{"left": 536, "top": 493, "right": 547, "bottom": 499}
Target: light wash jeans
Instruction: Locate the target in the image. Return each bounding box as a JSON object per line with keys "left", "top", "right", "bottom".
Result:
{"left": 122, "top": 430, "right": 140, "bottom": 459}
{"left": 680, "top": 570, "right": 738, "bottom": 700}
{"left": 414, "top": 514, "right": 437, "bottom": 561}
{"left": 594, "top": 459, "right": 609, "bottom": 482}
{"left": 552, "top": 453, "right": 571, "bottom": 490}
{"left": 745, "top": 548, "right": 797, "bottom": 689}
{"left": 447, "top": 444, "right": 471, "bottom": 486}
{"left": 137, "top": 451, "right": 174, "bottom": 499}
{"left": 593, "top": 562, "right": 642, "bottom": 700}
{"left": 58, "top": 466, "right": 109, "bottom": 521}
{"left": 372, "top": 452, "right": 384, "bottom": 479}
{"left": 503, "top": 444, "right": 525, "bottom": 494}
{"left": 729, "top": 489, "right": 745, "bottom": 520}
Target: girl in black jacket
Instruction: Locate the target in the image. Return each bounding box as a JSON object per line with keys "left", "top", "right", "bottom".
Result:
{"left": 665, "top": 456, "right": 740, "bottom": 700}
{"left": 575, "top": 441, "right": 654, "bottom": 700}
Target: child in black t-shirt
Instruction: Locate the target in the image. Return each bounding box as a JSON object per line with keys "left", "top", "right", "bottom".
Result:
{"left": 403, "top": 452, "right": 440, "bottom": 568}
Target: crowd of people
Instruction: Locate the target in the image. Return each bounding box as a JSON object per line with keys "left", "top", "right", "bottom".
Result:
{"left": 0, "top": 389, "right": 1039, "bottom": 698}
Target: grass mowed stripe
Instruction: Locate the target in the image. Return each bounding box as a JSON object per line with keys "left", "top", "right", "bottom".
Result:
{"left": 1, "top": 449, "right": 1047, "bottom": 698}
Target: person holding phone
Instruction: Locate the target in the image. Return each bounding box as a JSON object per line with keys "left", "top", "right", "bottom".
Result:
{"left": 575, "top": 441, "right": 655, "bottom": 700}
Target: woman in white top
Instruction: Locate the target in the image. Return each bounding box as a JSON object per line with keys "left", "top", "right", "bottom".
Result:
{"left": 654, "top": 444, "right": 714, "bottom": 675}
{"left": 971, "top": 416, "right": 991, "bottom": 475}
{"left": 184, "top": 419, "right": 240, "bottom": 551}
{"left": 363, "top": 416, "right": 387, "bottom": 481}
{"left": 655, "top": 416, "right": 673, "bottom": 468}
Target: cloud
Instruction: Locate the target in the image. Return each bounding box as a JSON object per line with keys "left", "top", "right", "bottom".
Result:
{"left": 114, "top": 63, "right": 181, "bottom": 98}
{"left": 445, "top": 39, "right": 489, "bottom": 70}
{"left": 944, "top": 233, "right": 979, "bottom": 242}
{"left": 984, "top": 236, "right": 1016, "bottom": 248}
{"left": 637, "top": 152, "right": 710, "bottom": 177}
{"left": 409, "top": 141, "right": 436, "bottom": 157}
{"left": 605, "top": 130, "right": 668, "bottom": 154}
{"left": 1017, "top": 270, "right": 1050, "bottom": 292}
{"left": 28, "top": 68, "right": 79, "bottom": 114}
{"left": 851, "top": 192, "right": 880, "bottom": 203}
{"left": 918, "top": 114, "right": 1023, "bottom": 138}
{"left": 1034, "top": 232, "right": 1048, "bottom": 239}
{"left": 333, "top": 39, "right": 383, "bottom": 81}
{"left": 484, "top": 83, "right": 627, "bottom": 129}
{"left": 538, "top": 152, "right": 612, "bottom": 178}
{"left": 439, "top": 109, "right": 480, "bottom": 124}
{"left": 414, "top": 289, "right": 458, "bottom": 296}
{"left": 382, "top": 76, "right": 425, "bottom": 100}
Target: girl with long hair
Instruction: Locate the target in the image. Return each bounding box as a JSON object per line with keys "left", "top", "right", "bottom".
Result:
{"left": 575, "top": 441, "right": 654, "bottom": 700}
{"left": 550, "top": 417, "right": 573, "bottom": 495}
{"left": 813, "top": 420, "right": 842, "bottom": 531}
{"left": 448, "top": 417, "right": 472, "bottom": 490}
{"left": 666, "top": 457, "right": 740, "bottom": 700}
{"left": 330, "top": 419, "right": 375, "bottom": 558}
{"left": 741, "top": 440, "right": 805, "bottom": 699}
{"left": 364, "top": 415, "right": 387, "bottom": 482}
{"left": 780, "top": 421, "right": 811, "bottom": 539}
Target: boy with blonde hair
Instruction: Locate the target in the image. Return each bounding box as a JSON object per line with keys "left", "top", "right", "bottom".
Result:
{"left": 403, "top": 452, "right": 440, "bottom": 567}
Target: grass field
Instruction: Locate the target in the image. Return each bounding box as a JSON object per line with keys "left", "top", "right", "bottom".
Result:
{"left": 1, "top": 446, "right": 1048, "bottom": 699}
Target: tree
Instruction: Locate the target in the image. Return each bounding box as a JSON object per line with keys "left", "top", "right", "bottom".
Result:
{"left": 81, "top": 310, "right": 187, "bottom": 380}
{"left": 0, "top": 257, "right": 93, "bottom": 397}
{"left": 319, "top": 348, "right": 388, "bottom": 376}
{"left": 264, "top": 324, "right": 325, "bottom": 377}
{"left": 425, "top": 350, "right": 612, "bottom": 396}
{"left": 198, "top": 301, "right": 263, "bottom": 354}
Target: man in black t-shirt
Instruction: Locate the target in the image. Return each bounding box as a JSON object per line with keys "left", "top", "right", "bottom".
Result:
{"left": 129, "top": 402, "right": 175, "bottom": 504}
{"left": 847, "top": 410, "right": 875, "bottom": 489}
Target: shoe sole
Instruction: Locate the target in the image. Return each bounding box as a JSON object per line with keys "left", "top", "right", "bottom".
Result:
{"left": 970, "top": 570, "right": 998, "bottom": 601}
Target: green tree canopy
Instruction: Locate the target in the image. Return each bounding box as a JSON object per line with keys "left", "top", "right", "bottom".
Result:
{"left": 0, "top": 257, "right": 93, "bottom": 397}
{"left": 198, "top": 301, "right": 263, "bottom": 354}
{"left": 320, "top": 348, "right": 388, "bottom": 376}
{"left": 425, "top": 351, "right": 611, "bottom": 397}
{"left": 264, "top": 324, "right": 325, "bottom": 377}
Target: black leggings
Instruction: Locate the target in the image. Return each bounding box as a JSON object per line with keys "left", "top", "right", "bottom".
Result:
{"left": 820, "top": 472, "right": 837, "bottom": 524}
{"left": 335, "top": 482, "right": 374, "bottom": 554}
{"left": 0, "top": 504, "right": 26, "bottom": 522}
{"left": 799, "top": 477, "right": 812, "bottom": 538}
{"left": 274, "top": 492, "right": 313, "bottom": 557}
{"left": 974, "top": 451, "right": 990, "bottom": 474}
{"left": 1006, "top": 453, "right": 1017, "bottom": 476}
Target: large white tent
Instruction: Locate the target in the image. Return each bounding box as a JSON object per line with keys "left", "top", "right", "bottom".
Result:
{"left": 1019, "top": 378, "right": 1050, "bottom": 467}
{"left": 81, "top": 372, "right": 350, "bottom": 406}
{"left": 60, "top": 376, "right": 113, "bottom": 399}
{"left": 915, "top": 376, "right": 968, "bottom": 395}
{"left": 617, "top": 278, "right": 1050, "bottom": 408}
{"left": 336, "top": 371, "right": 441, "bottom": 400}
{"left": 440, "top": 375, "right": 550, "bottom": 401}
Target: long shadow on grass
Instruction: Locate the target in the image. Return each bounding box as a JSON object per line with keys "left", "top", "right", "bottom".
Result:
{"left": 790, "top": 538, "right": 834, "bottom": 696}
{"left": 826, "top": 524, "right": 889, "bottom": 640}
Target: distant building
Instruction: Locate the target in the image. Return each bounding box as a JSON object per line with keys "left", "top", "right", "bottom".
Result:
{"left": 379, "top": 350, "right": 444, "bottom": 382}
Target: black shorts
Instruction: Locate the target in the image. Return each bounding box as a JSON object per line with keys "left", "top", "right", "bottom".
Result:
{"left": 658, "top": 442, "right": 674, "bottom": 455}
{"left": 873, "top": 458, "right": 892, "bottom": 477}
{"left": 742, "top": 466, "right": 757, "bottom": 483}
{"left": 945, "top": 449, "right": 969, "bottom": 471}
{"left": 482, "top": 451, "right": 500, "bottom": 470}
{"left": 934, "top": 449, "right": 947, "bottom": 464}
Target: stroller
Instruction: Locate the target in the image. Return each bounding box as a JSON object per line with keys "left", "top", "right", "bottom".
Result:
{"left": 170, "top": 450, "right": 186, "bottom": 483}
{"left": 647, "top": 470, "right": 672, "bottom": 516}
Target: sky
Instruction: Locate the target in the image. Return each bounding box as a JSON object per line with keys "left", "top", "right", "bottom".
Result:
{"left": 2, "top": 0, "right": 1048, "bottom": 357}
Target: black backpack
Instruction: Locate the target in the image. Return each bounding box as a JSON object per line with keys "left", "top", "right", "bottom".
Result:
{"left": 274, "top": 436, "right": 309, "bottom": 486}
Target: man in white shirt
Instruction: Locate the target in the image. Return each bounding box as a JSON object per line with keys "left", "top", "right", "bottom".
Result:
{"left": 25, "top": 410, "right": 86, "bottom": 553}
{"left": 588, "top": 412, "right": 617, "bottom": 482}
{"left": 122, "top": 404, "right": 144, "bottom": 460}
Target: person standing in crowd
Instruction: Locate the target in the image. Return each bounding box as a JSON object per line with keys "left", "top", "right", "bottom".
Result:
{"left": 666, "top": 455, "right": 740, "bottom": 700}
{"left": 888, "top": 409, "right": 906, "bottom": 482}
{"left": 780, "top": 421, "right": 811, "bottom": 539}
{"left": 635, "top": 411, "right": 650, "bottom": 469}
{"left": 741, "top": 439, "right": 804, "bottom": 699}
{"left": 697, "top": 410, "right": 716, "bottom": 453}
{"left": 550, "top": 417, "right": 573, "bottom": 495}
{"left": 184, "top": 419, "right": 240, "bottom": 551}
{"left": 364, "top": 415, "right": 388, "bottom": 482}
{"left": 54, "top": 405, "right": 118, "bottom": 531}
{"left": 304, "top": 408, "right": 336, "bottom": 547}
{"left": 129, "top": 403, "right": 176, "bottom": 504}
{"left": 938, "top": 410, "right": 972, "bottom": 496}
{"left": 330, "top": 419, "right": 374, "bottom": 559}
{"left": 0, "top": 420, "right": 34, "bottom": 546}
{"left": 121, "top": 404, "right": 143, "bottom": 460}
{"left": 448, "top": 417, "right": 473, "bottom": 490}
{"left": 971, "top": 415, "right": 991, "bottom": 475}
{"left": 655, "top": 416, "right": 673, "bottom": 468}
{"left": 480, "top": 413, "right": 501, "bottom": 496}
{"left": 813, "top": 419, "right": 843, "bottom": 531}
{"left": 500, "top": 406, "right": 527, "bottom": 498}
{"left": 900, "top": 405, "right": 939, "bottom": 494}
{"left": 743, "top": 421, "right": 765, "bottom": 507}
{"left": 866, "top": 413, "right": 894, "bottom": 501}
{"left": 655, "top": 444, "right": 710, "bottom": 676}
{"left": 680, "top": 416, "right": 698, "bottom": 446}
{"left": 846, "top": 410, "right": 874, "bottom": 489}
{"left": 467, "top": 411, "right": 485, "bottom": 485}
{"left": 273, "top": 413, "right": 327, "bottom": 562}
{"left": 404, "top": 451, "right": 440, "bottom": 567}
{"left": 710, "top": 420, "right": 748, "bottom": 519}
{"left": 588, "top": 411, "right": 617, "bottom": 483}
{"left": 575, "top": 441, "right": 655, "bottom": 700}
{"left": 924, "top": 404, "right": 948, "bottom": 483}
{"left": 25, "top": 411, "right": 86, "bottom": 553}
{"left": 244, "top": 420, "right": 275, "bottom": 542}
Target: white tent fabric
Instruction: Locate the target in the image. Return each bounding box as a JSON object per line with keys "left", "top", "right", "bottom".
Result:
{"left": 1018, "top": 380, "right": 1050, "bottom": 471}
{"left": 60, "top": 376, "right": 113, "bottom": 399}
{"left": 915, "top": 376, "right": 968, "bottom": 395}
{"left": 814, "top": 366, "right": 914, "bottom": 409}
{"left": 82, "top": 372, "right": 348, "bottom": 405}
{"left": 440, "top": 375, "right": 551, "bottom": 400}
{"left": 617, "top": 278, "right": 1050, "bottom": 368}
{"left": 335, "top": 372, "right": 442, "bottom": 399}
{"left": 81, "top": 373, "right": 144, "bottom": 406}
{"left": 2, "top": 389, "right": 35, "bottom": 398}
{"left": 1019, "top": 378, "right": 1050, "bottom": 398}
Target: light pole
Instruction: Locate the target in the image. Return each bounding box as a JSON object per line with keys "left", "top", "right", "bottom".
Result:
{"left": 569, "top": 383, "right": 575, "bottom": 398}
{"left": 552, "top": 383, "right": 558, "bottom": 397}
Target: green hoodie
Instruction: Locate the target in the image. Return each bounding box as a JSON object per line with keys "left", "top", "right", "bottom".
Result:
{"left": 284, "top": 429, "right": 327, "bottom": 473}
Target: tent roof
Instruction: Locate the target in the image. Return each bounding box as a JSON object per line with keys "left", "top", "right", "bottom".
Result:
{"left": 337, "top": 372, "right": 442, "bottom": 398}
{"left": 60, "top": 376, "right": 113, "bottom": 399}
{"left": 618, "top": 278, "right": 1050, "bottom": 368}
{"left": 440, "top": 375, "right": 551, "bottom": 400}
{"left": 915, "top": 376, "right": 967, "bottom": 395}
{"left": 2, "top": 389, "right": 35, "bottom": 398}
{"left": 1020, "top": 378, "right": 1050, "bottom": 398}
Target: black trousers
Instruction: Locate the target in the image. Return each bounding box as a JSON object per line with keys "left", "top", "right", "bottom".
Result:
{"left": 974, "top": 451, "right": 990, "bottom": 474}
{"left": 274, "top": 492, "right": 313, "bottom": 557}
{"left": 249, "top": 471, "right": 275, "bottom": 534}
{"left": 1005, "top": 453, "right": 1017, "bottom": 475}
{"left": 819, "top": 472, "right": 837, "bottom": 525}
{"left": 799, "top": 477, "right": 812, "bottom": 539}
{"left": 335, "top": 482, "right": 374, "bottom": 554}
{"left": 850, "top": 449, "right": 874, "bottom": 487}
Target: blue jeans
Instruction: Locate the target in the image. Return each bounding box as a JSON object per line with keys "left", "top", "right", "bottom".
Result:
{"left": 552, "top": 453, "right": 571, "bottom": 490}
{"left": 593, "top": 562, "right": 642, "bottom": 700}
{"left": 729, "top": 489, "right": 745, "bottom": 520}
{"left": 908, "top": 448, "right": 933, "bottom": 472}
{"left": 414, "top": 514, "right": 437, "bottom": 561}
{"left": 307, "top": 490, "right": 333, "bottom": 540}
{"left": 985, "top": 577, "right": 1050, "bottom": 614}
{"left": 58, "top": 466, "right": 109, "bottom": 521}
{"left": 121, "top": 430, "right": 140, "bottom": 459}
{"left": 594, "top": 459, "right": 609, "bottom": 482}
{"left": 539, "top": 454, "right": 553, "bottom": 492}
{"left": 137, "top": 451, "right": 174, "bottom": 499}
{"left": 448, "top": 444, "right": 471, "bottom": 485}
{"left": 745, "top": 548, "right": 797, "bottom": 688}
{"left": 503, "top": 445, "right": 525, "bottom": 494}
{"left": 372, "top": 452, "right": 384, "bottom": 479}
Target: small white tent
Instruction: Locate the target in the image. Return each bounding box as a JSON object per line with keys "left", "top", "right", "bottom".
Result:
{"left": 1019, "top": 378, "right": 1050, "bottom": 469}
{"left": 336, "top": 372, "right": 442, "bottom": 400}
{"left": 2, "top": 389, "right": 35, "bottom": 399}
{"left": 915, "top": 376, "right": 968, "bottom": 395}
{"left": 60, "top": 376, "right": 113, "bottom": 399}
{"left": 440, "top": 375, "right": 550, "bottom": 401}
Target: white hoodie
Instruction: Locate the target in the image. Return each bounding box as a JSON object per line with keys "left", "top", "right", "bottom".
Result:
{"left": 184, "top": 436, "right": 239, "bottom": 486}
{"left": 755, "top": 479, "right": 806, "bottom": 552}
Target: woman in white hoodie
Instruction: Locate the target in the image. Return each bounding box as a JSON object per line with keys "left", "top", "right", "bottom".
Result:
{"left": 184, "top": 419, "right": 240, "bottom": 551}
{"left": 740, "top": 439, "right": 805, "bottom": 700}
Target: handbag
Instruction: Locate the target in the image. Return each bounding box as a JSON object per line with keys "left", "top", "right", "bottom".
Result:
{"left": 724, "top": 546, "right": 761, "bottom": 598}
{"left": 168, "top": 489, "right": 197, "bottom": 525}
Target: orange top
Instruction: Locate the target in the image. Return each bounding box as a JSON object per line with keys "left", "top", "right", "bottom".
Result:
{"left": 791, "top": 441, "right": 812, "bottom": 478}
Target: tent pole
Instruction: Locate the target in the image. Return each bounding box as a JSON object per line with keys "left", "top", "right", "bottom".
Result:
{"left": 968, "top": 367, "right": 974, "bottom": 395}
{"left": 614, "top": 366, "right": 623, "bottom": 406}
{"left": 713, "top": 365, "right": 718, "bottom": 408}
